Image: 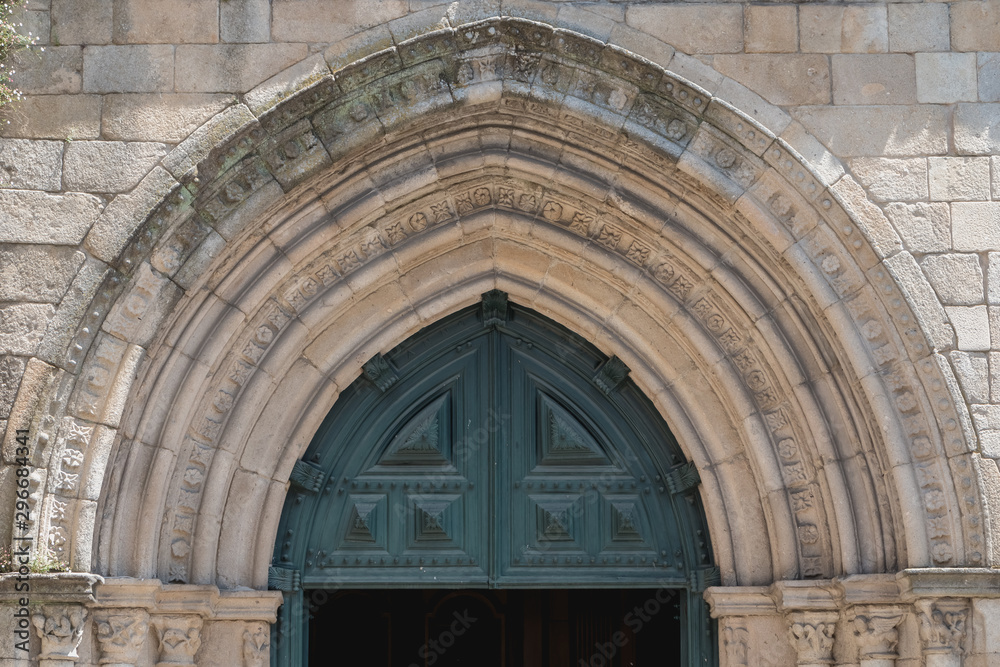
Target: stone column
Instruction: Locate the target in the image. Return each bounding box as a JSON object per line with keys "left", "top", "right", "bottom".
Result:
{"left": 93, "top": 608, "right": 150, "bottom": 666}
{"left": 915, "top": 598, "right": 968, "bottom": 667}
{"left": 31, "top": 604, "right": 87, "bottom": 667}
{"left": 786, "top": 610, "right": 838, "bottom": 667}
{"left": 151, "top": 615, "right": 203, "bottom": 667}
{"left": 849, "top": 605, "right": 904, "bottom": 667}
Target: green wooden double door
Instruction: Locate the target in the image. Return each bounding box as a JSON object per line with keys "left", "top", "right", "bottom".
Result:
{"left": 272, "top": 293, "right": 717, "bottom": 665}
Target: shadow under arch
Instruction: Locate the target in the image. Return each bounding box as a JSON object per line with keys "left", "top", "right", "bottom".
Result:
{"left": 51, "top": 16, "right": 985, "bottom": 599}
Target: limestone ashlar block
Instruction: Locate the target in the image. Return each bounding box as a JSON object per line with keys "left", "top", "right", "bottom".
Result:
{"left": 888, "top": 3, "right": 950, "bottom": 53}
{"left": 921, "top": 254, "right": 986, "bottom": 306}
{"left": 831, "top": 54, "right": 916, "bottom": 106}
{"left": 9, "top": 46, "right": 82, "bottom": 95}
{"left": 271, "top": 0, "right": 409, "bottom": 44}
{"left": 0, "top": 244, "right": 84, "bottom": 303}
{"left": 952, "top": 202, "right": 1000, "bottom": 252}
{"left": 951, "top": 0, "right": 1000, "bottom": 52}
{"left": 112, "top": 0, "right": 218, "bottom": 44}
{"left": 928, "top": 157, "right": 991, "bottom": 202}
{"left": 63, "top": 141, "right": 168, "bottom": 194}
{"left": 50, "top": 0, "right": 112, "bottom": 45}
{"left": 744, "top": 5, "right": 797, "bottom": 54}
{"left": 955, "top": 104, "right": 1000, "bottom": 155}
{"left": 0, "top": 303, "right": 55, "bottom": 356}
{"left": 980, "top": 53, "right": 1000, "bottom": 103}
{"left": 220, "top": 0, "right": 270, "bottom": 43}
{"left": 792, "top": 105, "right": 949, "bottom": 157}
{"left": 102, "top": 93, "right": 237, "bottom": 143}
{"left": 947, "top": 305, "right": 992, "bottom": 352}
{"left": 0, "top": 139, "right": 63, "bottom": 191}
{"left": 989, "top": 252, "right": 1000, "bottom": 305}
{"left": 800, "top": 5, "right": 888, "bottom": 54}
{"left": 625, "top": 3, "right": 743, "bottom": 54}
{"left": 713, "top": 54, "right": 830, "bottom": 106}
{"left": 848, "top": 157, "right": 927, "bottom": 202}
{"left": 82, "top": 45, "right": 174, "bottom": 94}
{"left": 950, "top": 350, "right": 991, "bottom": 404}
{"left": 0, "top": 94, "right": 102, "bottom": 140}
{"left": 0, "top": 189, "right": 102, "bottom": 244}
{"left": 884, "top": 202, "right": 951, "bottom": 254}
{"left": 916, "top": 52, "right": 978, "bottom": 104}
{"left": 174, "top": 43, "right": 310, "bottom": 94}
{"left": 0, "top": 356, "right": 26, "bottom": 419}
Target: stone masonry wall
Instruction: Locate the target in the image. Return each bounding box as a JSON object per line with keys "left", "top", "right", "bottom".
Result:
{"left": 0, "top": 0, "right": 999, "bottom": 568}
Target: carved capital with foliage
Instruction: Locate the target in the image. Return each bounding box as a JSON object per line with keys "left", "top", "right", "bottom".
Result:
{"left": 243, "top": 621, "right": 270, "bottom": 667}
{"left": 850, "top": 604, "right": 903, "bottom": 660}
{"left": 95, "top": 608, "right": 149, "bottom": 665}
{"left": 152, "top": 615, "right": 203, "bottom": 666}
{"left": 31, "top": 604, "right": 87, "bottom": 660}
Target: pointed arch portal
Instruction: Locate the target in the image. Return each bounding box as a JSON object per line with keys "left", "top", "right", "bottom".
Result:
{"left": 271, "top": 294, "right": 716, "bottom": 664}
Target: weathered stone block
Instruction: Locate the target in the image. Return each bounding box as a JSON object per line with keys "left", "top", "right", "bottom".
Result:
{"left": 626, "top": 4, "right": 743, "bottom": 54}
{"left": 0, "top": 190, "right": 102, "bottom": 244}
{"left": 981, "top": 53, "right": 1000, "bottom": 103}
{"left": 832, "top": 54, "right": 915, "bottom": 105}
{"left": 608, "top": 24, "right": 675, "bottom": 70}
{"left": 922, "top": 254, "right": 985, "bottom": 306}
{"left": 888, "top": 3, "right": 950, "bottom": 53}
{"left": 112, "top": 0, "right": 218, "bottom": 44}
{"left": 744, "top": 5, "right": 797, "bottom": 53}
{"left": 221, "top": 0, "right": 270, "bottom": 43}
{"left": 798, "top": 5, "right": 843, "bottom": 53}
{"left": 849, "top": 157, "right": 926, "bottom": 202}
{"left": 955, "top": 104, "right": 1000, "bottom": 155}
{"left": 989, "top": 252, "right": 1000, "bottom": 306}
{"left": 952, "top": 202, "right": 1000, "bottom": 251}
{"left": 50, "top": 0, "right": 112, "bottom": 45}
{"left": 947, "top": 305, "right": 991, "bottom": 351}
{"left": 272, "top": 0, "right": 408, "bottom": 43}
{"left": 916, "top": 52, "right": 978, "bottom": 104}
{"left": 102, "top": 93, "right": 236, "bottom": 143}
{"left": 951, "top": 351, "right": 991, "bottom": 404}
{"left": 713, "top": 54, "right": 830, "bottom": 106}
{"left": 239, "top": 53, "right": 331, "bottom": 118}
{"left": 0, "top": 357, "right": 26, "bottom": 418}
{"left": 175, "top": 43, "right": 309, "bottom": 94}
{"left": 63, "top": 141, "right": 167, "bottom": 193}
{"left": 951, "top": 0, "right": 1000, "bottom": 52}
{"left": 83, "top": 166, "right": 180, "bottom": 263}
{"left": 884, "top": 202, "right": 950, "bottom": 254}
{"left": 994, "top": 156, "right": 1000, "bottom": 199}
{"left": 0, "top": 94, "right": 101, "bottom": 140}
{"left": 83, "top": 45, "right": 174, "bottom": 93}
{"left": 928, "top": 157, "right": 991, "bottom": 202}
{"left": 792, "top": 105, "right": 948, "bottom": 157}
{"left": 14, "top": 8, "right": 49, "bottom": 46}
{"left": 842, "top": 5, "right": 888, "bottom": 53}
{"left": 0, "top": 303, "right": 55, "bottom": 356}
{"left": 992, "top": 352, "right": 1000, "bottom": 402}
{"left": 0, "top": 139, "right": 63, "bottom": 190}
{"left": 9, "top": 46, "right": 81, "bottom": 94}
{"left": 0, "top": 245, "right": 84, "bottom": 302}
{"left": 555, "top": 4, "right": 616, "bottom": 41}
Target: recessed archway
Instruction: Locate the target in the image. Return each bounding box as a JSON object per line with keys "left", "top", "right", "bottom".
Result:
{"left": 13, "top": 18, "right": 978, "bottom": 606}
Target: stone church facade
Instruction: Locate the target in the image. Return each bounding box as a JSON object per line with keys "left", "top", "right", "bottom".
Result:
{"left": 0, "top": 0, "right": 999, "bottom": 664}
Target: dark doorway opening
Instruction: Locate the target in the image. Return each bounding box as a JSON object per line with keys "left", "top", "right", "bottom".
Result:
{"left": 308, "top": 589, "right": 683, "bottom": 667}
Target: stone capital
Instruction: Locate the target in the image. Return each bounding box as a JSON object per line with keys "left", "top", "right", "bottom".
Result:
{"left": 31, "top": 604, "right": 87, "bottom": 661}
{"left": 786, "top": 610, "right": 838, "bottom": 666}
{"left": 243, "top": 621, "right": 270, "bottom": 667}
{"left": 94, "top": 607, "right": 150, "bottom": 666}
{"left": 849, "top": 604, "right": 904, "bottom": 661}
{"left": 152, "top": 615, "right": 203, "bottom": 667}
{"left": 915, "top": 598, "right": 968, "bottom": 656}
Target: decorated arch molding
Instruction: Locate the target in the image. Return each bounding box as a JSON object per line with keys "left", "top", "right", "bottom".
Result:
{"left": 8, "top": 17, "right": 993, "bottom": 595}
